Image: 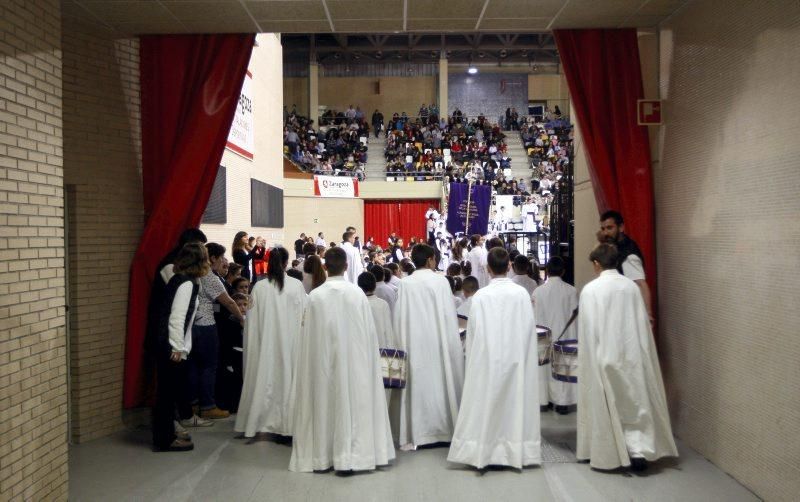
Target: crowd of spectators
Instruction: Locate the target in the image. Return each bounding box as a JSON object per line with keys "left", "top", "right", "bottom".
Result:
{"left": 283, "top": 105, "right": 370, "bottom": 179}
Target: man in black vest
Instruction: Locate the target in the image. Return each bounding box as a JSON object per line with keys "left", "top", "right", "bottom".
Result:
{"left": 598, "top": 210, "right": 653, "bottom": 324}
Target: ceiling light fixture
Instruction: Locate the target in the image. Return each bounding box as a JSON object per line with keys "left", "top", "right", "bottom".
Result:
{"left": 467, "top": 66, "right": 478, "bottom": 74}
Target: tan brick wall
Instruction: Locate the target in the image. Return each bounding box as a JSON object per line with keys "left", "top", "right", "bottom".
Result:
{"left": 657, "top": 2, "right": 800, "bottom": 500}
{"left": 0, "top": 0, "right": 69, "bottom": 499}
{"left": 61, "top": 18, "right": 142, "bottom": 443}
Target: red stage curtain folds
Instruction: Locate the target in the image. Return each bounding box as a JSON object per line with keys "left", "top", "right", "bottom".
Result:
{"left": 364, "top": 200, "right": 440, "bottom": 249}
{"left": 553, "top": 29, "right": 657, "bottom": 324}
{"left": 123, "top": 34, "right": 255, "bottom": 408}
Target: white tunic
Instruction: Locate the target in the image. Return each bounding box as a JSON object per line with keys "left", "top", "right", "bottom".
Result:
{"left": 532, "top": 276, "right": 578, "bottom": 406}
{"left": 576, "top": 270, "right": 678, "bottom": 469}
{"left": 466, "top": 245, "right": 490, "bottom": 288}
{"left": 374, "top": 281, "right": 397, "bottom": 315}
{"left": 341, "top": 241, "right": 364, "bottom": 284}
{"left": 394, "top": 269, "right": 464, "bottom": 447}
{"left": 289, "top": 277, "right": 395, "bottom": 472}
{"left": 235, "top": 276, "right": 307, "bottom": 437}
{"left": 448, "top": 278, "right": 541, "bottom": 468}
{"left": 367, "top": 295, "right": 397, "bottom": 349}
{"left": 512, "top": 274, "right": 539, "bottom": 296}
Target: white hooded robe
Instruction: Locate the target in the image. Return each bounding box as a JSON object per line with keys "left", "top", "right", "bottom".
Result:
{"left": 448, "top": 278, "right": 541, "bottom": 468}
{"left": 289, "top": 276, "right": 395, "bottom": 472}
{"left": 532, "top": 276, "right": 578, "bottom": 406}
{"left": 235, "top": 275, "right": 307, "bottom": 437}
{"left": 341, "top": 241, "right": 364, "bottom": 284}
{"left": 576, "top": 270, "right": 678, "bottom": 469}
{"left": 466, "top": 245, "right": 490, "bottom": 288}
{"left": 394, "top": 269, "right": 464, "bottom": 447}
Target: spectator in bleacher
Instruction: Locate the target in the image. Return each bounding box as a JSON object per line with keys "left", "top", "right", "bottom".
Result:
{"left": 372, "top": 109, "right": 384, "bottom": 138}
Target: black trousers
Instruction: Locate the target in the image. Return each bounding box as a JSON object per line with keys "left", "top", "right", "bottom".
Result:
{"left": 152, "top": 352, "right": 191, "bottom": 449}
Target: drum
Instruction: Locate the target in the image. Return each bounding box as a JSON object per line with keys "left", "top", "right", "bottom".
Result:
{"left": 379, "top": 348, "right": 407, "bottom": 389}
{"left": 536, "top": 325, "right": 551, "bottom": 407}
{"left": 552, "top": 339, "right": 578, "bottom": 383}
{"left": 536, "top": 325, "right": 551, "bottom": 366}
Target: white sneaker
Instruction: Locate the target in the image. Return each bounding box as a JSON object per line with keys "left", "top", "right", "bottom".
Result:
{"left": 174, "top": 420, "right": 191, "bottom": 440}
{"left": 180, "top": 415, "right": 214, "bottom": 428}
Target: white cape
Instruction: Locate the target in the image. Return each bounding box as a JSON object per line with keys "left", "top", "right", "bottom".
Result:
{"left": 577, "top": 270, "right": 678, "bottom": 469}
{"left": 466, "top": 245, "right": 490, "bottom": 288}
{"left": 290, "top": 277, "right": 395, "bottom": 472}
{"left": 532, "top": 276, "right": 578, "bottom": 406}
{"left": 341, "top": 242, "right": 364, "bottom": 284}
{"left": 367, "top": 295, "right": 397, "bottom": 349}
{"left": 374, "top": 281, "right": 397, "bottom": 315}
{"left": 394, "top": 269, "right": 464, "bottom": 446}
{"left": 448, "top": 278, "right": 541, "bottom": 468}
{"left": 235, "top": 276, "right": 307, "bottom": 437}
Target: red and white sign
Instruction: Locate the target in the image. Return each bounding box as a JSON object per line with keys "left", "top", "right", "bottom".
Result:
{"left": 313, "top": 175, "right": 360, "bottom": 198}
{"left": 226, "top": 71, "right": 254, "bottom": 159}
{"left": 637, "top": 99, "right": 662, "bottom": 125}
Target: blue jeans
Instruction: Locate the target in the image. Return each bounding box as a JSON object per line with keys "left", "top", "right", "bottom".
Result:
{"left": 188, "top": 324, "right": 219, "bottom": 410}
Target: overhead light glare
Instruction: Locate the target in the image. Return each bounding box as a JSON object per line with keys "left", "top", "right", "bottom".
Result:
{"left": 467, "top": 66, "right": 478, "bottom": 74}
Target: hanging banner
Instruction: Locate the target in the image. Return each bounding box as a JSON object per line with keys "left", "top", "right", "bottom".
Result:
{"left": 313, "top": 175, "right": 360, "bottom": 198}
{"left": 226, "top": 70, "right": 254, "bottom": 159}
{"left": 446, "top": 182, "right": 491, "bottom": 236}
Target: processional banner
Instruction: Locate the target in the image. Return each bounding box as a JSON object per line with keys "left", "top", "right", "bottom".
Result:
{"left": 446, "top": 182, "right": 491, "bottom": 236}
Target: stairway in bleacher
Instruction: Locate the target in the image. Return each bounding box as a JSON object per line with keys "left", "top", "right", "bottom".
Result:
{"left": 363, "top": 133, "right": 388, "bottom": 180}
{"left": 503, "top": 131, "right": 531, "bottom": 183}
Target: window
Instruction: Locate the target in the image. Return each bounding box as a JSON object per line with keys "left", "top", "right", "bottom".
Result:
{"left": 202, "top": 165, "right": 226, "bottom": 224}
{"left": 251, "top": 179, "right": 283, "bottom": 227}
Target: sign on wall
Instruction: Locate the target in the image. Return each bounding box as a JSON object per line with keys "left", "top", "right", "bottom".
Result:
{"left": 637, "top": 99, "right": 662, "bottom": 125}
{"left": 313, "top": 175, "right": 360, "bottom": 198}
{"left": 226, "top": 71, "right": 254, "bottom": 159}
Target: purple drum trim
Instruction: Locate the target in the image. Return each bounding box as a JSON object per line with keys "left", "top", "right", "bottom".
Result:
{"left": 553, "top": 339, "right": 578, "bottom": 354}
{"left": 552, "top": 373, "right": 577, "bottom": 383}
{"left": 379, "top": 348, "right": 407, "bottom": 359}
{"left": 383, "top": 377, "right": 406, "bottom": 389}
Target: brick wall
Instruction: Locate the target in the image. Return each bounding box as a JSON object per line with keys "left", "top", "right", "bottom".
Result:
{"left": 61, "top": 18, "right": 142, "bottom": 443}
{"left": 657, "top": 3, "right": 800, "bottom": 500}
{"left": 0, "top": 0, "right": 69, "bottom": 499}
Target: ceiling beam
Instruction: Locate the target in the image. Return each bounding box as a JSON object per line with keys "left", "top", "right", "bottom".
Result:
{"left": 282, "top": 43, "right": 556, "bottom": 54}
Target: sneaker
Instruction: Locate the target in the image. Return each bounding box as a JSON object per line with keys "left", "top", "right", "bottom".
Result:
{"left": 200, "top": 407, "right": 230, "bottom": 419}
{"left": 174, "top": 420, "right": 191, "bottom": 440}
{"left": 154, "top": 438, "right": 194, "bottom": 452}
{"left": 180, "top": 415, "right": 214, "bottom": 428}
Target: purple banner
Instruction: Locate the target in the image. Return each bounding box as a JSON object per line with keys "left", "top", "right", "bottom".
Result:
{"left": 446, "top": 182, "right": 491, "bottom": 236}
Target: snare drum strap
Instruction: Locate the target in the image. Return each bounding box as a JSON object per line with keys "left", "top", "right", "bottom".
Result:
{"left": 555, "top": 308, "right": 579, "bottom": 342}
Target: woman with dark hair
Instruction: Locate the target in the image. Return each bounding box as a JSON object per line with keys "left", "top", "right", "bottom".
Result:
{"left": 232, "top": 231, "right": 254, "bottom": 282}
{"left": 235, "top": 247, "right": 308, "bottom": 441}
{"left": 152, "top": 242, "right": 208, "bottom": 452}
{"left": 302, "top": 254, "right": 326, "bottom": 294}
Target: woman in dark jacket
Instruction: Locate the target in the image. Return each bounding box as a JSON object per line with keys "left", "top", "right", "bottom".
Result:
{"left": 232, "top": 231, "right": 254, "bottom": 281}
{"left": 152, "top": 242, "right": 209, "bottom": 452}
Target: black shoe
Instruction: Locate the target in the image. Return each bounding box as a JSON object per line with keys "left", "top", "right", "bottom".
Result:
{"left": 630, "top": 457, "right": 648, "bottom": 472}
{"left": 555, "top": 405, "right": 570, "bottom": 415}
{"left": 540, "top": 404, "right": 550, "bottom": 412}
{"left": 153, "top": 438, "right": 194, "bottom": 452}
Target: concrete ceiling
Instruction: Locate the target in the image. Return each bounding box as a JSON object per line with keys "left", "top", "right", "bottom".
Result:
{"left": 61, "top": 0, "right": 689, "bottom": 35}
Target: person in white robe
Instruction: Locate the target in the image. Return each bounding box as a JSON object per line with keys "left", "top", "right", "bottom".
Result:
{"left": 448, "top": 247, "right": 540, "bottom": 469}
{"left": 290, "top": 247, "right": 394, "bottom": 473}
{"left": 577, "top": 243, "right": 677, "bottom": 471}
{"left": 341, "top": 231, "right": 364, "bottom": 284}
{"left": 235, "top": 248, "right": 307, "bottom": 439}
{"left": 522, "top": 199, "right": 539, "bottom": 232}
{"left": 511, "top": 255, "right": 540, "bottom": 296}
{"left": 371, "top": 266, "right": 397, "bottom": 315}
{"left": 466, "top": 234, "right": 490, "bottom": 288}
{"left": 532, "top": 256, "right": 578, "bottom": 414}
{"left": 394, "top": 244, "right": 464, "bottom": 449}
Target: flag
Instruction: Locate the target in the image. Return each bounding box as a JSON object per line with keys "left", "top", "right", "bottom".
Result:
{"left": 446, "top": 182, "right": 491, "bottom": 236}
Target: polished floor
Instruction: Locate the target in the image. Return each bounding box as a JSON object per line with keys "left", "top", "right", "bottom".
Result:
{"left": 69, "top": 412, "right": 759, "bottom": 502}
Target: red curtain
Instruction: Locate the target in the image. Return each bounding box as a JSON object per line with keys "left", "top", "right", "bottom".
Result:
{"left": 553, "top": 29, "right": 657, "bottom": 318}
{"left": 364, "top": 200, "right": 440, "bottom": 248}
{"left": 123, "top": 34, "right": 255, "bottom": 408}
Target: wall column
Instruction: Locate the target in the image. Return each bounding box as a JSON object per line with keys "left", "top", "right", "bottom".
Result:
{"left": 438, "top": 56, "right": 448, "bottom": 116}
{"left": 308, "top": 61, "right": 319, "bottom": 123}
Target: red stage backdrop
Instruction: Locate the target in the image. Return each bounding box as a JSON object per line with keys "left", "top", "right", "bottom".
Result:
{"left": 364, "top": 200, "right": 440, "bottom": 248}
{"left": 124, "top": 34, "right": 255, "bottom": 408}
{"left": 554, "top": 28, "right": 657, "bottom": 328}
